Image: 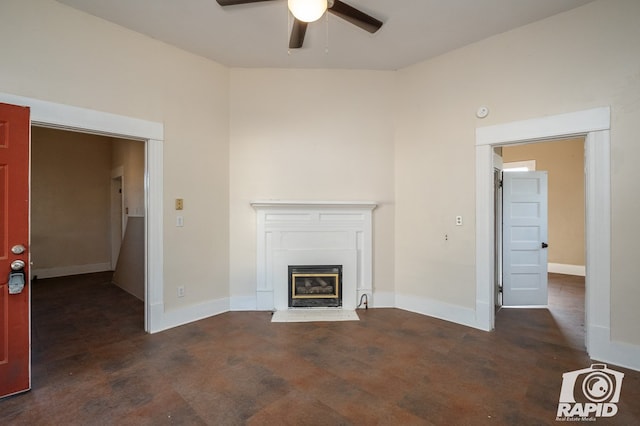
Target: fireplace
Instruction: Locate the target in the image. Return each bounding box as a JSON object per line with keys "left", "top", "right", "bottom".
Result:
{"left": 251, "top": 201, "right": 376, "bottom": 311}
{"left": 288, "top": 265, "right": 342, "bottom": 308}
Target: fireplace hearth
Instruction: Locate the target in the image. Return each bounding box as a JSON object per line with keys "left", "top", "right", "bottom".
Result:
{"left": 288, "top": 265, "right": 342, "bottom": 308}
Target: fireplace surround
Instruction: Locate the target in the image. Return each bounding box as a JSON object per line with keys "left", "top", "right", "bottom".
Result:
{"left": 251, "top": 201, "right": 376, "bottom": 311}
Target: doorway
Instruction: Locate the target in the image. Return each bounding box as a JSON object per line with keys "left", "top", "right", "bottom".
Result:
{"left": 475, "top": 106, "right": 611, "bottom": 360}
{"left": 495, "top": 138, "right": 585, "bottom": 308}
{"left": 0, "top": 91, "right": 164, "bottom": 333}
{"left": 30, "top": 127, "right": 146, "bottom": 302}
{"left": 494, "top": 138, "right": 586, "bottom": 347}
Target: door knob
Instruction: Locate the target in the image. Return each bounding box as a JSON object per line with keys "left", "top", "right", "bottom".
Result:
{"left": 541, "top": 242, "right": 549, "bottom": 249}
{"left": 11, "top": 244, "right": 26, "bottom": 254}
{"left": 11, "top": 260, "right": 25, "bottom": 270}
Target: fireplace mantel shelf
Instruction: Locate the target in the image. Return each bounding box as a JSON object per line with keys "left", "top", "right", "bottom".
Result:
{"left": 251, "top": 200, "right": 377, "bottom": 210}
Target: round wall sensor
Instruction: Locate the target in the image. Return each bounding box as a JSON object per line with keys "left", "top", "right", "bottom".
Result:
{"left": 476, "top": 106, "right": 490, "bottom": 119}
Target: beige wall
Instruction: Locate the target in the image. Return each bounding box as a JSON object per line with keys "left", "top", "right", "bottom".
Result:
{"left": 31, "top": 127, "right": 111, "bottom": 273}
{"left": 0, "top": 0, "right": 230, "bottom": 310}
{"left": 394, "top": 0, "right": 640, "bottom": 344}
{"left": 229, "top": 69, "right": 396, "bottom": 303}
{"left": 503, "top": 138, "right": 585, "bottom": 267}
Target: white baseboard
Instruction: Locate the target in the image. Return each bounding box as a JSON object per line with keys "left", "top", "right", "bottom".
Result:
{"left": 32, "top": 262, "right": 112, "bottom": 279}
{"left": 589, "top": 325, "right": 640, "bottom": 372}
{"left": 395, "top": 293, "right": 478, "bottom": 329}
{"left": 232, "top": 292, "right": 397, "bottom": 311}
{"left": 371, "top": 291, "right": 395, "bottom": 308}
{"left": 148, "top": 297, "right": 230, "bottom": 333}
{"left": 474, "top": 300, "right": 492, "bottom": 331}
{"left": 230, "top": 295, "right": 258, "bottom": 311}
{"left": 548, "top": 263, "right": 586, "bottom": 276}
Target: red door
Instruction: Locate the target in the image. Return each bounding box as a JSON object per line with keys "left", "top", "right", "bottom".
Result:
{"left": 0, "top": 103, "right": 30, "bottom": 398}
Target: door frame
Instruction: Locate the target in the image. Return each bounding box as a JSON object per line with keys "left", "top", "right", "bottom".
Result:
{"left": 110, "top": 169, "right": 124, "bottom": 270}
{"left": 475, "top": 106, "right": 610, "bottom": 360}
{"left": 0, "top": 92, "right": 164, "bottom": 333}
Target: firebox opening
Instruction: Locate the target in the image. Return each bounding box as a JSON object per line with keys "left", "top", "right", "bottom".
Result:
{"left": 288, "top": 265, "right": 342, "bottom": 308}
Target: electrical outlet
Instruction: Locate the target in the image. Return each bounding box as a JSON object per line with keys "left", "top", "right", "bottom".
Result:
{"left": 175, "top": 198, "right": 184, "bottom": 210}
{"left": 456, "top": 215, "right": 463, "bottom": 226}
{"left": 177, "top": 286, "right": 185, "bottom": 297}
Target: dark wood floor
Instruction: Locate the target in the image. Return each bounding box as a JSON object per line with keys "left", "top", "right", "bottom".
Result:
{"left": 1, "top": 272, "right": 638, "bottom": 425}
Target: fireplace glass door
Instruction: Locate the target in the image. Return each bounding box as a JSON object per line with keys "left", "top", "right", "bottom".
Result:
{"left": 288, "top": 265, "right": 342, "bottom": 308}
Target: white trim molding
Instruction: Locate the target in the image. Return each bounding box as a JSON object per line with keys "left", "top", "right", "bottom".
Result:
{"left": 1, "top": 92, "right": 163, "bottom": 141}
{"left": 150, "top": 297, "right": 229, "bottom": 333}
{"left": 590, "top": 327, "right": 640, "bottom": 372}
{"left": 476, "top": 107, "right": 610, "bottom": 145}
{"left": 476, "top": 107, "right": 640, "bottom": 371}
{"left": 371, "top": 291, "right": 396, "bottom": 308}
{"left": 548, "top": 263, "right": 586, "bottom": 277}
{"left": 31, "top": 262, "right": 112, "bottom": 280}
{"left": 146, "top": 139, "right": 164, "bottom": 333}
{"left": 396, "top": 293, "right": 477, "bottom": 329}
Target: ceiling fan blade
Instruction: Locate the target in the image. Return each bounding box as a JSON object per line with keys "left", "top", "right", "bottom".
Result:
{"left": 328, "top": 0, "right": 383, "bottom": 33}
{"left": 216, "top": 0, "right": 275, "bottom": 6}
{"left": 289, "top": 19, "right": 308, "bottom": 49}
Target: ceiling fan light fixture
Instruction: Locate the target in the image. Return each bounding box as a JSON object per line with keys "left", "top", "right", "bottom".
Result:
{"left": 288, "top": 0, "right": 327, "bottom": 23}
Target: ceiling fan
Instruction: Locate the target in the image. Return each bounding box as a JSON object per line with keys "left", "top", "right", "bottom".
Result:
{"left": 215, "top": 0, "right": 383, "bottom": 49}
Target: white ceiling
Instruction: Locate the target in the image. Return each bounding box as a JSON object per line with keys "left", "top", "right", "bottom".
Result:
{"left": 55, "top": 0, "right": 595, "bottom": 70}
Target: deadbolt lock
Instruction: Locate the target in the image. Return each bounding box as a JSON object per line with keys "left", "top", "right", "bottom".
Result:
{"left": 11, "top": 244, "right": 26, "bottom": 255}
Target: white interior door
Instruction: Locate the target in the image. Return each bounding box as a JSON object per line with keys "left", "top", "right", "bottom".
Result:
{"left": 502, "top": 171, "right": 548, "bottom": 306}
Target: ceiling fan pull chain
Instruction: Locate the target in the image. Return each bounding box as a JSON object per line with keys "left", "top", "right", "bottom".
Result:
{"left": 287, "top": 6, "right": 292, "bottom": 56}
{"left": 325, "top": 10, "right": 329, "bottom": 54}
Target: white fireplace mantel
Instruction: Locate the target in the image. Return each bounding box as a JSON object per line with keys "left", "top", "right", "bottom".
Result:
{"left": 251, "top": 201, "right": 377, "bottom": 311}
{"left": 251, "top": 200, "right": 377, "bottom": 209}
